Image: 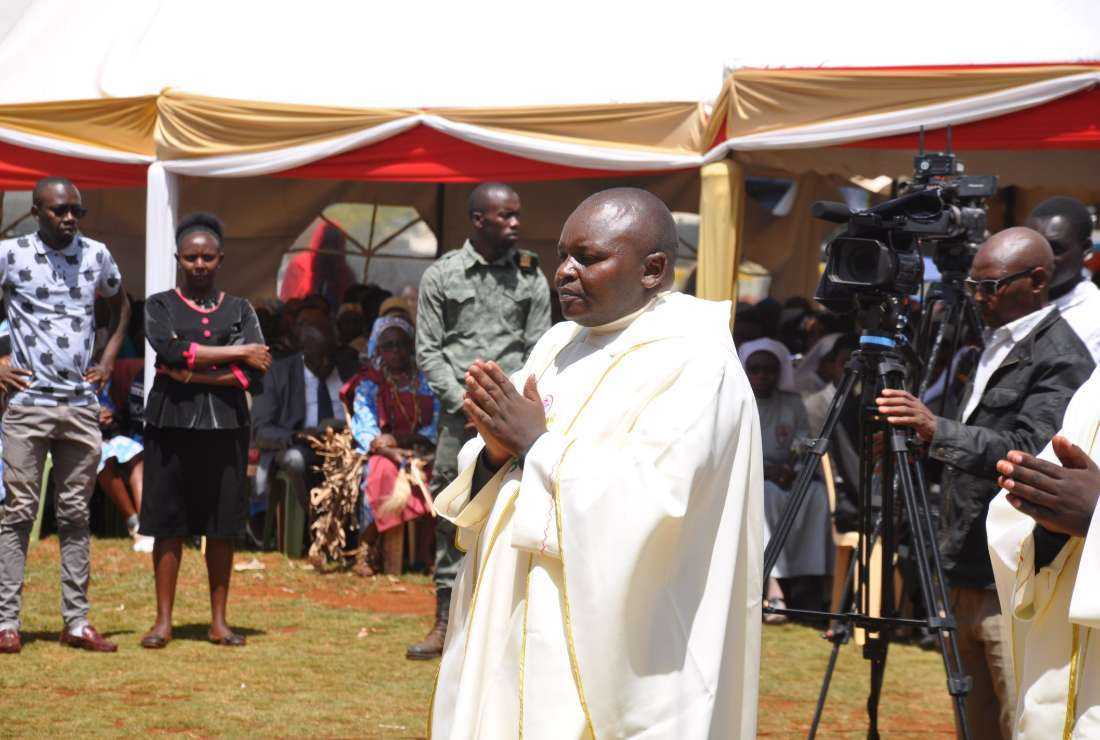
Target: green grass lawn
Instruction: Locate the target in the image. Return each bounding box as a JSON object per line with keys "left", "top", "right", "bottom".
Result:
{"left": 0, "top": 538, "right": 954, "bottom": 738}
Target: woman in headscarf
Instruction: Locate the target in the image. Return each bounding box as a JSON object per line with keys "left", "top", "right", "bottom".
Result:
{"left": 740, "top": 338, "right": 833, "bottom": 623}
{"left": 346, "top": 316, "right": 439, "bottom": 576}
{"left": 793, "top": 332, "right": 843, "bottom": 394}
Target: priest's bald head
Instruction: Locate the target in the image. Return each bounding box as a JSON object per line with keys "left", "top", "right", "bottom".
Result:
{"left": 968, "top": 226, "right": 1054, "bottom": 329}
{"left": 555, "top": 188, "right": 677, "bottom": 326}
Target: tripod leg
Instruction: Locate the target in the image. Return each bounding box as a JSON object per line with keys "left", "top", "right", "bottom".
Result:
{"left": 809, "top": 640, "right": 843, "bottom": 740}
{"left": 865, "top": 637, "right": 889, "bottom": 740}
{"left": 911, "top": 460, "right": 974, "bottom": 739}
{"left": 808, "top": 533, "right": 861, "bottom": 740}
{"left": 879, "top": 369, "right": 973, "bottom": 739}
{"left": 763, "top": 368, "right": 859, "bottom": 583}
{"left": 916, "top": 297, "right": 953, "bottom": 400}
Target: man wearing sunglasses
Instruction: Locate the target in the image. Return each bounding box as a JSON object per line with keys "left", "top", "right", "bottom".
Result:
{"left": 0, "top": 176, "right": 130, "bottom": 654}
{"left": 1026, "top": 196, "right": 1100, "bottom": 364}
{"left": 877, "top": 226, "right": 1094, "bottom": 739}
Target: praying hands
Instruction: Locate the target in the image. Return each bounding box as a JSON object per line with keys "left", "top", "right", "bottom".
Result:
{"left": 463, "top": 360, "right": 546, "bottom": 468}
{"left": 996, "top": 435, "right": 1100, "bottom": 538}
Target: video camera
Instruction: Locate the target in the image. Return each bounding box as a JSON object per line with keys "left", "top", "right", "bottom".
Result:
{"left": 812, "top": 128, "right": 997, "bottom": 313}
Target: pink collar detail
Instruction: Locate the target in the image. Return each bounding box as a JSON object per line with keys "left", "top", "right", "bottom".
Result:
{"left": 175, "top": 288, "right": 225, "bottom": 314}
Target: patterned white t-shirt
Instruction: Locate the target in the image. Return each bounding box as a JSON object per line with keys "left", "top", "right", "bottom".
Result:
{"left": 0, "top": 231, "right": 122, "bottom": 406}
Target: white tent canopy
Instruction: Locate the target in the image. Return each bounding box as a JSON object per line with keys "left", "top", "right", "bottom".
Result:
{"left": 0, "top": 0, "right": 732, "bottom": 107}
{"left": 725, "top": 0, "right": 1100, "bottom": 70}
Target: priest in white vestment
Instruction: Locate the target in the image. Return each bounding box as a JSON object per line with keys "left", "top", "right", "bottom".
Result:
{"left": 428, "top": 188, "right": 764, "bottom": 739}
{"left": 989, "top": 368, "right": 1100, "bottom": 738}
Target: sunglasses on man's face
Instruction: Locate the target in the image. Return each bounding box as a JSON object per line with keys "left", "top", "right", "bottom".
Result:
{"left": 48, "top": 204, "right": 88, "bottom": 219}
{"left": 963, "top": 267, "right": 1035, "bottom": 297}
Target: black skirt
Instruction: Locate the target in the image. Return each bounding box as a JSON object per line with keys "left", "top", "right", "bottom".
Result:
{"left": 139, "top": 425, "right": 250, "bottom": 538}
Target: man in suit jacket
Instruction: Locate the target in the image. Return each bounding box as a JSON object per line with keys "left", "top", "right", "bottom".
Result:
{"left": 252, "top": 311, "right": 356, "bottom": 516}
{"left": 876, "top": 227, "right": 1095, "bottom": 740}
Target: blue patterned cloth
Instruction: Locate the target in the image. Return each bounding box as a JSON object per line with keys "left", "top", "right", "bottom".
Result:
{"left": 96, "top": 381, "right": 143, "bottom": 473}
{"left": 350, "top": 370, "right": 439, "bottom": 528}
{"left": 98, "top": 434, "right": 143, "bottom": 474}
{"left": 350, "top": 372, "right": 440, "bottom": 450}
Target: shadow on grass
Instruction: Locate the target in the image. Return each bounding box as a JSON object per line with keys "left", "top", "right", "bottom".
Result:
{"left": 169, "top": 622, "right": 267, "bottom": 641}
{"left": 21, "top": 628, "right": 135, "bottom": 644}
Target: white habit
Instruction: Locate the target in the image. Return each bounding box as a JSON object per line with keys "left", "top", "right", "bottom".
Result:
{"left": 988, "top": 368, "right": 1100, "bottom": 739}
{"left": 429, "top": 293, "right": 764, "bottom": 739}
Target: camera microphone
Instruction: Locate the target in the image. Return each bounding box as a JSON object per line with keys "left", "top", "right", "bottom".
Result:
{"left": 811, "top": 201, "right": 854, "bottom": 223}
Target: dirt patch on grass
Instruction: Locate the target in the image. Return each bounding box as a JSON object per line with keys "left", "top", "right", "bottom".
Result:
{"left": 305, "top": 584, "right": 434, "bottom": 615}
{"left": 233, "top": 584, "right": 300, "bottom": 601}
{"left": 235, "top": 577, "right": 434, "bottom": 616}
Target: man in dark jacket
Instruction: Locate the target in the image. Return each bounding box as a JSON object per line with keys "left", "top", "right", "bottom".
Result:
{"left": 252, "top": 311, "right": 355, "bottom": 526}
{"left": 877, "top": 226, "right": 1095, "bottom": 740}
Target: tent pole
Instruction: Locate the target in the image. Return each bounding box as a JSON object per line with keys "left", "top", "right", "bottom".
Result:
{"left": 696, "top": 158, "right": 745, "bottom": 324}
{"left": 363, "top": 202, "right": 380, "bottom": 283}
{"left": 144, "top": 163, "right": 179, "bottom": 403}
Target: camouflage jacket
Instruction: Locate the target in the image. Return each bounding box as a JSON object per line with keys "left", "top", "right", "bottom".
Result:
{"left": 416, "top": 240, "right": 551, "bottom": 414}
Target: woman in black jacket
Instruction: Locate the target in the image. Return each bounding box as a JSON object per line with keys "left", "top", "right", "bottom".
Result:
{"left": 138, "top": 213, "right": 271, "bottom": 648}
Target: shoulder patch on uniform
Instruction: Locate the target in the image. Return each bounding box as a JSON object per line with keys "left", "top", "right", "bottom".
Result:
{"left": 515, "top": 250, "right": 539, "bottom": 271}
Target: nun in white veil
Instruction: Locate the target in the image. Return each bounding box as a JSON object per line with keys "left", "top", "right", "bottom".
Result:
{"left": 793, "top": 332, "right": 842, "bottom": 394}
{"left": 740, "top": 338, "right": 834, "bottom": 620}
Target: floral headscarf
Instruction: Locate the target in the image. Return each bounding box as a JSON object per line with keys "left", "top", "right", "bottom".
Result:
{"left": 361, "top": 315, "right": 415, "bottom": 368}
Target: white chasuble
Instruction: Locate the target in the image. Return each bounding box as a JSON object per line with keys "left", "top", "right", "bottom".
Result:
{"left": 429, "top": 293, "right": 764, "bottom": 739}
{"left": 988, "top": 369, "right": 1100, "bottom": 739}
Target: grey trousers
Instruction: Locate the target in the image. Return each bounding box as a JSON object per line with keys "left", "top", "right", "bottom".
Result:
{"left": 432, "top": 411, "right": 472, "bottom": 591}
{"left": 0, "top": 403, "right": 101, "bottom": 631}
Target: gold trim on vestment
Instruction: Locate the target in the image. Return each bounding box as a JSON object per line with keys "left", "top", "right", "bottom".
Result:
{"left": 1063, "top": 624, "right": 1090, "bottom": 740}
{"left": 552, "top": 439, "right": 596, "bottom": 737}
{"left": 547, "top": 340, "right": 667, "bottom": 738}
{"left": 445, "top": 327, "right": 668, "bottom": 738}
{"left": 1061, "top": 421, "right": 1100, "bottom": 739}
{"left": 426, "top": 661, "right": 440, "bottom": 738}
{"left": 519, "top": 553, "right": 534, "bottom": 739}
{"left": 462, "top": 488, "right": 521, "bottom": 656}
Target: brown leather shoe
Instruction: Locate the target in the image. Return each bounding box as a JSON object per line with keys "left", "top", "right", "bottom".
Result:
{"left": 0, "top": 629, "right": 20, "bottom": 654}
{"left": 60, "top": 624, "right": 118, "bottom": 653}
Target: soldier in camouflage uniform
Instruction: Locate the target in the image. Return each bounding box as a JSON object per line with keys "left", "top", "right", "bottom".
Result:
{"left": 408, "top": 183, "right": 551, "bottom": 660}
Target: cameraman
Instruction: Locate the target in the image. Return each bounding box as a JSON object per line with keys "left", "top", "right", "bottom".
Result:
{"left": 876, "top": 227, "right": 1094, "bottom": 740}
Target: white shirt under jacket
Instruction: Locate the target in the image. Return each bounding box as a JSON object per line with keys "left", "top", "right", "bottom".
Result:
{"left": 962, "top": 305, "right": 1054, "bottom": 423}
{"left": 429, "top": 292, "right": 764, "bottom": 740}
{"left": 988, "top": 368, "right": 1100, "bottom": 739}
{"left": 1055, "top": 279, "right": 1100, "bottom": 365}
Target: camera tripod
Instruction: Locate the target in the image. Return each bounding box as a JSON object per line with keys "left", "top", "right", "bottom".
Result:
{"left": 762, "top": 298, "right": 972, "bottom": 740}
{"left": 915, "top": 270, "right": 982, "bottom": 413}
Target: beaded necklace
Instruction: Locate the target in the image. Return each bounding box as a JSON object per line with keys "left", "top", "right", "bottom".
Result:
{"left": 382, "top": 367, "right": 421, "bottom": 430}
